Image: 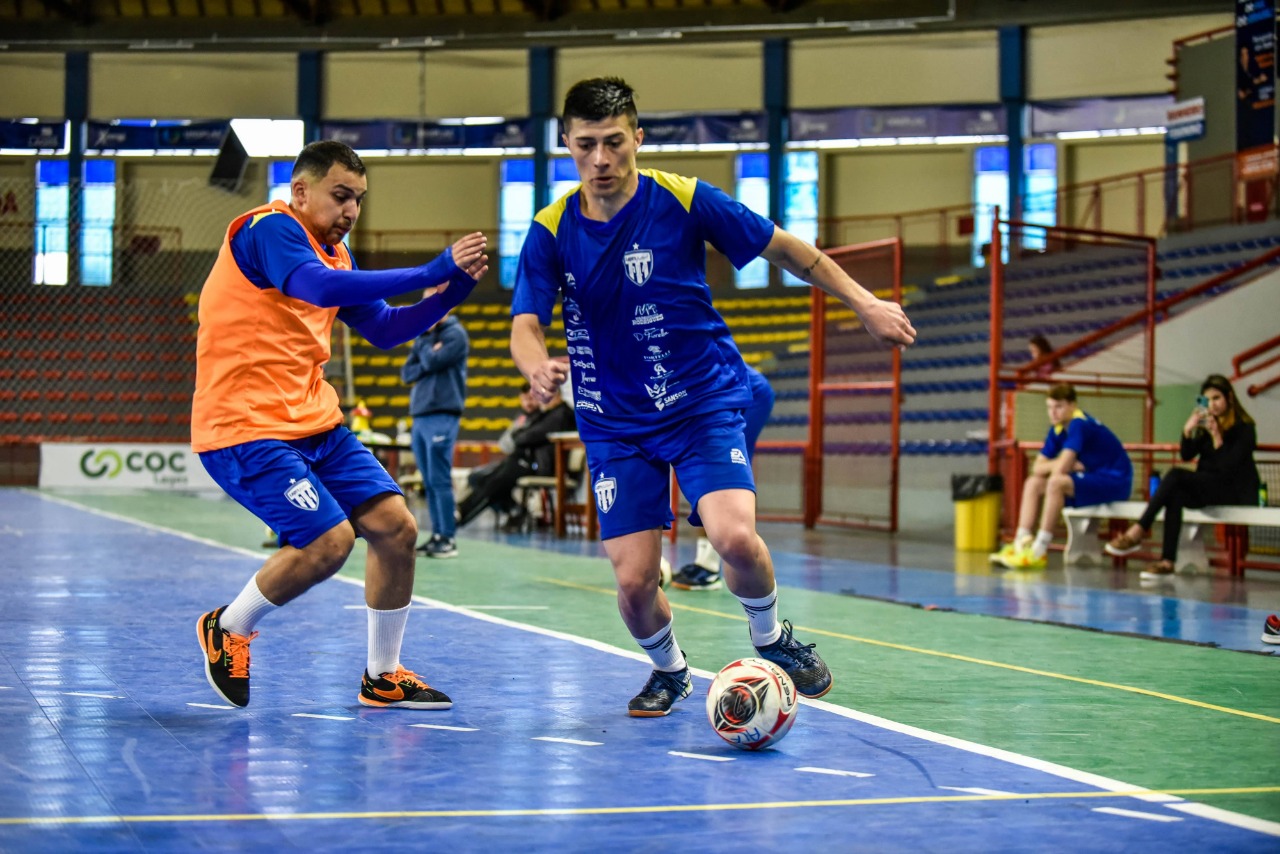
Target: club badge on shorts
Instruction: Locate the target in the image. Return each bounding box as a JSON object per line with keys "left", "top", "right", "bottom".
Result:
{"left": 623, "top": 245, "right": 653, "bottom": 286}
{"left": 285, "top": 478, "right": 320, "bottom": 511}
{"left": 594, "top": 475, "right": 617, "bottom": 513}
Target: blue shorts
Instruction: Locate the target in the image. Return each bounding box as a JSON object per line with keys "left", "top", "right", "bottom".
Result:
{"left": 743, "top": 369, "right": 775, "bottom": 457}
{"left": 199, "top": 426, "right": 402, "bottom": 549}
{"left": 585, "top": 409, "right": 756, "bottom": 541}
{"left": 1068, "top": 469, "right": 1132, "bottom": 507}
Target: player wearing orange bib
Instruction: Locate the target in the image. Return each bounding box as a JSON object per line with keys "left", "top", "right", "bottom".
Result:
{"left": 194, "top": 140, "right": 487, "bottom": 710}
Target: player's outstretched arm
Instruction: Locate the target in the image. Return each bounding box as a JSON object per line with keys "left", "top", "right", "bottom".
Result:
{"left": 511, "top": 313, "right": 568, "bottom": 405}
{"left": 760, "top": 227, "right": 916, "bottom": 350}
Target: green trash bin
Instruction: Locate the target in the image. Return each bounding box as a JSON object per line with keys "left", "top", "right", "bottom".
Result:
{"left": 952, "top": 474, "right": 1003, "bottom": 552}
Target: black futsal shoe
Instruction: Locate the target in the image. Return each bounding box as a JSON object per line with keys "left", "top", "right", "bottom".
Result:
{"left": 627, "top": 667, "right": 693, "bottom": 717}
{"left": 197, "top": 606, "right": 257, "bottom": 708}
{"left": 755, "top": 620, "right": 833, "bottom": 699}
{"left": 359, "top": 666, "right": 453, "bottom": 710}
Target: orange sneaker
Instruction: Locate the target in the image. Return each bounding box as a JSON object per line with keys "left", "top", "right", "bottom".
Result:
{"left": 359, "top": 666, "right": 452, "bottom": 710}
{"left": 197, "top": 606, "right": 257, "bottom": 708}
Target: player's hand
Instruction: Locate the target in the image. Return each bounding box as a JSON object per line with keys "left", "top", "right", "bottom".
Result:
{"left": 460, "top": 253, "right": 488, "bottom": 283}
{"left": 450, "top": 232, "right": 487, "bottom": 271}
{"left": 859, "top": 298, "right": 917, "bottom": 349}
{"left": 530, "top": 358, "right": 569, "bottom": 405}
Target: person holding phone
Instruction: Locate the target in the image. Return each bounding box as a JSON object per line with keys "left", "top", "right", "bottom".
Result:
{"left": 1105, "top": 375, "right": 1261, "bottom": 580}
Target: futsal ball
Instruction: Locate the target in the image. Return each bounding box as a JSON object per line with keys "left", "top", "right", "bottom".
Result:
{"left": 658, "top": 556, "right": 672, "bottom": 589}
{"left": 706, "top": 657, "right": 798, "bottom": 751}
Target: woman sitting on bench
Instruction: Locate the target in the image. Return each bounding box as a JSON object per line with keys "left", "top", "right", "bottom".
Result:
{"left": 1105, "top": 374, "right": 1261, "bottom": 580}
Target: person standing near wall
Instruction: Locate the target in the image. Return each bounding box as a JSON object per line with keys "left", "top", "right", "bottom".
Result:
{"left": 402, "top": 312, "right": 469, "bottom": 558}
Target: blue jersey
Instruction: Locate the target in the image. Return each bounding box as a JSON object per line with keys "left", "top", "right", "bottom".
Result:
{"left": 1041, "top": 411, "right": 1132, "bottom": 477}
{"left": 512, "top": 169, "right": 775, "bottom": 442}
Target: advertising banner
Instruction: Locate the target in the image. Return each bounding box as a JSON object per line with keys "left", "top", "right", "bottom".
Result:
{"left": 39, "top": 443, "right": 221, "bottom": 492}
{"left": 1235, "top": 0, "right": 1276, "bottom": 152}
{"left": 1166, "top": 97, "right": 1207, "bottom": 142}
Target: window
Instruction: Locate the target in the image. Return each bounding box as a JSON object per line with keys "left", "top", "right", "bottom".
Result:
{"left": 734, "top": 153, "right": 771, "bottom": 289}
{"left": 34, "top": 161, "right": 69, "bottom": 285}
{"left": 972, "top": 144, "right": 1057, "bottom": 266}
{"left": 34, "top": 160, "right": 117, "bottom": 286}
{"left": 497, "top": 159, "right": 581, "bottom": 289}
{"left": 268, "top": 161, "right": 292, "bottom": 204}
{"left": 81, "top": 160, "right": 116, "bottom": 286}
{"left": 782, "top": 151, "right": 819, "bottom": 287}
{"left": 498, "top": 159, "right": 534, "bottom": 290}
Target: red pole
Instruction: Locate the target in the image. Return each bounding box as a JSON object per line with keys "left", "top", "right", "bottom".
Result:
{"left": 805, "top": 285, "right": 826, "bottom": 528}
{"left": 890, "top": 239, "right": 903, "bottom": 533}
{"left": 987, "top": 209, "right": 1003, "bottom": 476}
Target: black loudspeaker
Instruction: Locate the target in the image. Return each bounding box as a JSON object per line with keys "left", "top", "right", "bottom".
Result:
{"left": 209, "top": 127, "right": 248, "bottom": 193}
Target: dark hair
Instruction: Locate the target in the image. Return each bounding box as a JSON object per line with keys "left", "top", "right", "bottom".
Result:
{"left": 1201, "top": 374, "right": 1253, "bottom": 425}
{"left": 519, "top": 381, "right": 532, "bottom": 393}
{"left": 292, "top": 140, "right": 365, "bottom": 182}
{"left": 1028, "top": 334, "right": 1053, "bottom": 354}
{"left": 562, "top": 77, "right": 638, "bottom": 130}
{"left": 1047, "top": 382, "right": 1076, "bottom": 403}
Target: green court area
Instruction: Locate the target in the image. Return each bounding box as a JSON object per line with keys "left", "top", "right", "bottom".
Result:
{"left": 52, "top": 489, "right": 1280, "bottom": 824}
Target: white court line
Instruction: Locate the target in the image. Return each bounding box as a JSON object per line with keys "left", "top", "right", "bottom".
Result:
{"left": 796, "top": 767, "right": 874, "bottom": 778}
{"left": 293, "top": 713, "right": 354, "bottom": 721}
{"left": 1093, "top": 807, "right": 1184, "bottom": 823}
{"left": 64, "top": 692, "right": 124, "bottom": 699}
{"left": 669, "top": 751, "right": 734, "bottom": 762}
{"left": 532, "top": 736, "right": 603, "bottom": 747}
{"left": 31, "top": 490, "right": 1280, "bottom": 839}
{"left": 187, "top": 702, "right": 236, "bottom": 710}
{"left": 939, "top": 786, "right": 1014, "bottom": 796}
{"left": 0, "top": 686, "right": 12, "bottom": 690}
{"left": 410, "top": 723, "right": 480, "bottom": 732}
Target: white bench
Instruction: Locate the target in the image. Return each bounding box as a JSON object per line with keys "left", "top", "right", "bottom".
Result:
{"left": 1062, "top": 501, "right": 1280, "bottom": 575}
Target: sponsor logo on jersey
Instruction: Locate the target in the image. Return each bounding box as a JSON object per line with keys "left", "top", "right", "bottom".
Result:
{"left": 566, "top": 328, "right": 590, "bottom": 341}
{"left": 643, "top": 346, "right": 670, "bottom": 362}
{"left": 594, "top": 476, "right": 617, "bottom": 513}
{"left": 576, "top": 400, "right": 602, "bottom": 412}
{"left": 624, "top": 245, "right": 653, "bottom": 286}
{"left": 730, "top": 448, "right": 748, "bottom": 465}
{"left": 655, "top": 390, "right": 688, "bottom": 411}
{"left": 576, "top": 386, "right": 602, "bottom": 401}
{"left": 284, "top": 478, "right": 320, "bottom": 511}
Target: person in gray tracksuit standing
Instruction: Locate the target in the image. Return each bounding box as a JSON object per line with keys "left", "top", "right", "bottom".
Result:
{"left": 401, "top": 312, "right": 469, "bottom": 558}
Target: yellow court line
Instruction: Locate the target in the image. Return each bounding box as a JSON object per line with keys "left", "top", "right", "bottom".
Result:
{"left": 2, "top": 787, "right": 1276, "bottom": 827}
{"left": 536, "top": 577, "right": 1280, "bottom": 725}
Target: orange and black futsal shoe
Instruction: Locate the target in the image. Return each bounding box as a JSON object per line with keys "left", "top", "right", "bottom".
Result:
{"left": 197, "top": 606, "right": 257, "bottom": 708}
{"left": 359, "top": 666, "right": 453, "bottom": 710}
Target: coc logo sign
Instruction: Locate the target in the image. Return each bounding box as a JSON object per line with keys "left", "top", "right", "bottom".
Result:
{"left": 79, "top": 448, "right": 187, "bottom": 479}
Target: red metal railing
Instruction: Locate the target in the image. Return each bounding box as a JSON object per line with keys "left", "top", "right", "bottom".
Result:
{"left": 1232, "top": 334, "right": 1280, "bottom": 398}
{"left": 805, "top": 236, "right": 903, "bottom": 531}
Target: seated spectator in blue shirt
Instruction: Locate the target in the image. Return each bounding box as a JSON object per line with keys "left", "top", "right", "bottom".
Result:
{"left": 995, "top": 382, "right": 1133, "bottom": 569}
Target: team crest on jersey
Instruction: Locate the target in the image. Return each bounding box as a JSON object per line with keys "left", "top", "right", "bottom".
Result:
{"left": 623, "top": 245, "right": 653, "bottom": 286}
{"left": 284, "top": 478, "right": 320, "bottom": 512}
{"left": 594, "top": 475, "right": 617, "bottom": 513}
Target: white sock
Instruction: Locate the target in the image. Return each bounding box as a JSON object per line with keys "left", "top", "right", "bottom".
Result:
{"left": 1030, "top": 530, "right": 1054, "bottom": 560}
{"left": 220, "top": 575, "right": 277, "bottom": 637}
{"left": 367, "top": 603, "right": 411, "bottom": 678}
{"left": 1014, "top": 527, "right": 1033, "bottom": 547}
{"left": 737, "top": 587, "right": 781, "bottom": 647}
{"left": 694, "top": 537, "right": 722, "bottom": 572}
{"left": 634, "top": 621, "right": 687, "bottom": 672}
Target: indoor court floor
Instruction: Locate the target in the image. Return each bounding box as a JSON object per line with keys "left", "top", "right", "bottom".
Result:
{"left": 0, "top": 486, "right": 1277, "bottom": 852}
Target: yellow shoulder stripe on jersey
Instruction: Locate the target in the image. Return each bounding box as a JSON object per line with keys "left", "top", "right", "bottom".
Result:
{"left": 249, "top": 210, "right": 281, "bottom": 228}
{"left": 642, "top": 168, "right": 696, "bottom": 212}
{"left": 533, "top": 186, "right": 580, "bottom": 238}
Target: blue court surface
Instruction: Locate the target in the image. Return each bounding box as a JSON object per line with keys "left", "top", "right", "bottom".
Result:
{"left": 0, "top": 490, "right": 1276, "bottom": 852}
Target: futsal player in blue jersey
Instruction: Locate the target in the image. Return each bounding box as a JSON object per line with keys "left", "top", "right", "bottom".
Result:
{"left": 511, "top": 78, "right": 916, "bottom": 717}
